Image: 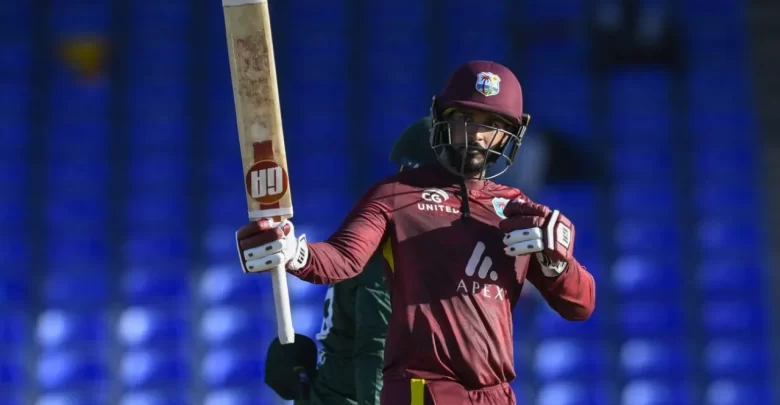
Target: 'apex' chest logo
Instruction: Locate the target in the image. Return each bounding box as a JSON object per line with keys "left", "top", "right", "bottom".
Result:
{"left": 456, "top": 241, "right": 506, "bottom": 300}
{"left": 418, "top": 188, "right": 460, "bottom": 215}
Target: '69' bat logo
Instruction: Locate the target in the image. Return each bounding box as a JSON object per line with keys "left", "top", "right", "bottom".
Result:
{"left": 245, "top": 160, "right": 289, "bottom": 204}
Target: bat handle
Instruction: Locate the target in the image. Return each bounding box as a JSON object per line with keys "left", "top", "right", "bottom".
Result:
{"left": 270, "top": 264, "right": 295, "bottom": 344}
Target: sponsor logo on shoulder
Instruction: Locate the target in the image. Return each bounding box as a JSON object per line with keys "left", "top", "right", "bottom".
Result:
{"left": 491, "top": 197, "right": 510, "bottom": 219}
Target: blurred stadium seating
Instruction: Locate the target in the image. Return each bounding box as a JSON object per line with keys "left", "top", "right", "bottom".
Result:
{"left": 0, "top": 0, "right": 774, "bottom": 404}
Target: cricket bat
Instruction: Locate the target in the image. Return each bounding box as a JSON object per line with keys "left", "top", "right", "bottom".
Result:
{"left": 222, "top": 0, "right": 295, "bottom": 344}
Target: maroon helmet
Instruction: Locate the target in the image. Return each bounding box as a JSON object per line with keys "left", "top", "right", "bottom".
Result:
{"left": 430, "top": 60, "right": 531, "bottom": 179}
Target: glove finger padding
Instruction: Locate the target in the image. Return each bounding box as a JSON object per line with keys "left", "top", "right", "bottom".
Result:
{"left": 236, "top": 219, "right": 308, "bottom": 273}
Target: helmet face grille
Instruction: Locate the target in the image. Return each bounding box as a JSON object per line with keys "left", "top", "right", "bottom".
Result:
{"left": 430, "top": 117, "right": 528, "bottom": 180}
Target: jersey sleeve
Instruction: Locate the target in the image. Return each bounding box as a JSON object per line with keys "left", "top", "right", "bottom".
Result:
{"left": 291, "top": 182, "right": 394, "bottom": 284}
{"left": 352, "top": 255, "right": 391, "bottom": 405}
{"left": 525, "top": 256, "right": 596, "bottom": 321}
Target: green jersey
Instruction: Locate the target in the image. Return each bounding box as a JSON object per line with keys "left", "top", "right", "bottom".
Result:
{"left": 295, "top": 253, "right": 390, "bottom": 405}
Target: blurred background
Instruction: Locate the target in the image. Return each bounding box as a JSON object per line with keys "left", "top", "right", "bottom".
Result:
{"left": 0, "top": 0, "right": 777, "bottom": 404}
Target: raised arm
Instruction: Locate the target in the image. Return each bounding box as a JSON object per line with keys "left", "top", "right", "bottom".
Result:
{"left": 293, "top": 185, "right": 393, "bottom": 284}
{"left": 235, "top": 181, "right": 395, "bottom": 285}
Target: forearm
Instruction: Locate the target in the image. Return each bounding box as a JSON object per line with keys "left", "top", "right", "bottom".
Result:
{"left": 292, "top": 242, "right": 369, "bottom": 284}
{"left": 531, "top": 257, "right": 596, "bottom": 320}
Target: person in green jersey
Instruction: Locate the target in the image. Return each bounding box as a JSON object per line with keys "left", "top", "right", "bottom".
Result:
{"left": 264, "top": 117, "right": 438, "bottom": 405}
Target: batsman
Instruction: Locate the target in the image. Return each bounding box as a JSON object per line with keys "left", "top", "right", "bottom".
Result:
{"left": 237, "top": 60, "right": 596, "bottom": 405}
{"left": 264, "top": 118, "right": 438, "bottom": 405}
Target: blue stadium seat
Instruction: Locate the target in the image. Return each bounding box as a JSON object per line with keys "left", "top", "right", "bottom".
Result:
{"left": 207, "top": 158, "right": 244, "bottom": 192}
{"left": 123, "top": 233, "right": 191, "bottom": 267}
{"left": 522, "top": 0, "right": 585, "bottom": 22}
{"left": 533, "top": 305, "right": 601, "bottom": 339}
{"left": 120, "top": 349, "right": 189, "bottom": 389}
{"left": 620, "top": 340, "right": 688, "bottom": 378}
{"left": 43, "top": 271, "right": 110, "bottom": 307}
{"left": 0, "top": 116, "right": 27, "bottom": 158}
{"left": 701, "top": 299, "right": 767, "bottom": 336}
{"left": 0, "top": 79, "right": 29, "bottom": 121}
{"left": 613, "top": 220, "right": 681, "bottom": 255}
{"left": 46, "top": 234, "right": 109, "bottom": 271}
{"left": 694, "top": 146, "right": 755, "bottom": 179}
{"left": 35, "top": 393, "right": 107, "bottom": 405}
{"left": 49, "top": 81, "right": 110, "bottom": 124}
{"left": 199, "top": 265, "right": 271, "bottom": 304}
{"left": 129, "top": 119, "right": 190, "bottom": 150}
{"left": 533, "top": 339, "right": 606, "bottom": 381}
{"left": 611, "top": 144, "right": 674, "bottom": 182}
{"left": 523, "top": 70, "right": 592, "bottom": 139}
{"left": 46, "top": 158, "right": 110, "bottom": 192}
{"left": 44, "top": 195, "right": 108, "bottom": 230}
{"left": 290, "top": 303, "right": 322, "bottom": 337}
{"left": 36, "top": 350, "right": 108, "bottom": 391}
{"left": 49, "top": 1, "right": 110, "bottom": 37}
{"left": 706, "top": 379, "right": 773, "bottom": 405}
{"left": 200, "top": 306, "right": 274, "bottom": 346}
{"left": 0, "top": 353, "right": 23, "bottom": 387}
{"left": 611, "top": 255, "right": 681, "bottom": 297}
{"left": 126, "top": 79, "right": 189, "bottom": 120}
{"left": 621, "top": 380, "right": 692, "bottom": 405}
{"left": 203, "top": 389, "right": 267, "bottom": 405}
{"left": 697, "top": 217, "right": 762, "bottom": 256}
{"left": 120, "top": 391, "right": 189, "bottom": 405}
{"left": 117, "top": 307, "right": 188, "bottom": 348}
{"left": 126, "top": 43, "right": 190, "bottom": 78}
{"left": 688, "top": 110, "right": 754, "bottom": 145}
{"left": 537, "top": 381, "right": 609, "bottom": 405}
{"left": 203, "top": 226, "right": 239, "bottom": 264}
{"left": 129, "top": 158, "right": 190, "bottom": 195}
{"left": 0, "top": 155, "right": 26, "bottom": 194}
{"left": 206, "top": 192, "right": 247, "bottom": 231}
{"left": 693, "top": 181, "right": 760, "bottom": 217}
{"left": 204, "top": 115, "right": 239, "bottom": 159}
{"left": 201, "top": 348, "right": 265, "bottom": 388}
{"left": 0, "top": 312, "right": 26, "bottom": 349}
{"left": 46, "top": 119, "right": 109, "bottom": 158}
{"left": 0, "top": 2, "right": 31, "bottom": 37}
{"left": 536, "top": 185, "right": 596, "bottom": 219}
{"left": 35, "top": 310, "right": 108, "bottom": 349}
{"left": 612, "top": 182, "right": 678, "bottom": 220}
{"left": 609, "top": 109, "right": 671, "bottom": 143}
{"left": 687, "top": 66, "right": 749, "bottom": 111}
{"left": 703, "top": 339, "right": 768, "bottom": 378}
{"left": 0, "top": 235, "right": 29, "bottom": 273}
{"left": 609, "top": 69, "right": 670, "bottom": 109}
{"left": 0, "top": 273, "right": 28, "bottom": 306}
{"left": 122, "top": 268, "right": 190, "bottom": 305}
{"left": 696, "top": 258, "right": 761, "bottom": 295}
{"left": 619, "top": 301, "right": 684, "bottom": 337}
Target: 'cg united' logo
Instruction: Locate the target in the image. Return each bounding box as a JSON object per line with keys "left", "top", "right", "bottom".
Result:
{"left": 475, "top": 72, "right": 501, "bottom": 97}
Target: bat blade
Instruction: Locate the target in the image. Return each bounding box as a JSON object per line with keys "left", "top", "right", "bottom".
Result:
{"left": 223, "top": 0, "right": 295, "bottom": 345}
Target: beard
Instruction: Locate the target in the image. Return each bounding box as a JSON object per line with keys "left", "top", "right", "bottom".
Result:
{"left": 446, "top": 146, "right": 488, "bottom": 176}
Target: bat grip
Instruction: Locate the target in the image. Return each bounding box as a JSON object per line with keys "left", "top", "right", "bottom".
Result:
{"left": 270, "top": 264, "right": 295, "bottom": 344}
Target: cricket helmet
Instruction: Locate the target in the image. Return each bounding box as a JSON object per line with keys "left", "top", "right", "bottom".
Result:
{"left": 390, "top": 117, "right": 439, "bottom": 171}
{"left": 264, "top": 334, "right": 318, "bottom": 400}
{"left": 430, "top": 60, "right": 531, "bottom": 179}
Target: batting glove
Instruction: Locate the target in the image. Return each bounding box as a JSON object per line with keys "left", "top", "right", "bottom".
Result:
{"left": 235, "top": 219, "right": 310, "bottom": 273}
{"left": 498, "top": 199, "right": 575, "bottom": 277}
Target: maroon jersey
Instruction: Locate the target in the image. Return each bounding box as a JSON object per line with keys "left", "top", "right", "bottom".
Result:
{"left": 291, "top": 165, "right": 595, "bottom": 389}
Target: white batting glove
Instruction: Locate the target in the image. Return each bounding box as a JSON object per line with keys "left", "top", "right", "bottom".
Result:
{"left": 499, "top": 199, "right": 576, "bottom": 277}
{"left": 235, "top": 219, "right": 310, "bottom": 273}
